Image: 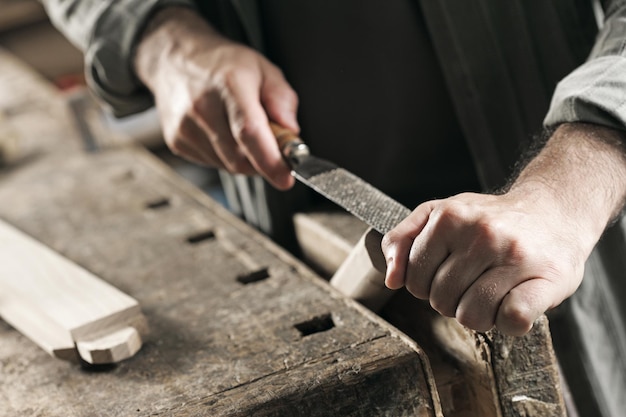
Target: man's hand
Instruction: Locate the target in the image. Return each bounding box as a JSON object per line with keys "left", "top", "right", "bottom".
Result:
{"left": 382, "top": 123, "right": 626, "bottom": 336}
{"left": 134, "top": 7, "right": 298, "bottom": 190}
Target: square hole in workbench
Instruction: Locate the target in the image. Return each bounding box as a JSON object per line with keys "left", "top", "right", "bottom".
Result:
{"left": 294, "top": 313, "right": 335, "bottom": 337}
{"left": 236, "top": 267, "right": 270, "bottom": 285}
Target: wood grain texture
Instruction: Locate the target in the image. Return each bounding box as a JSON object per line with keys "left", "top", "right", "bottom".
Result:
{"left": 76, "top": 326, "right": 142, "bottom": 364}
{"left": 330, "top": 228, "right": 393, "bottom": 312}
{"left": 297, "top": 211, "right": 565, "bottom": 416}
{"left": 0, "top": 147, "right": 442, "bottom": 416}
{"left": 0, "top": 219, "right": 147, "bottom": 364}
{"left": 379, "top": 291, "right": 566, "bottom": 417}
{"left": 488, "top": 316, "right": 566, "bottom": 417}
{"left": 293, "top": 210, "right": 368, "bottom": 277}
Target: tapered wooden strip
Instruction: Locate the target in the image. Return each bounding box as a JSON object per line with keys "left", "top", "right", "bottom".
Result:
{"left": 0, "top": 219, "right": 146, "bottom": 363}
{"left": 0, "top": 293, "right": 77, "bottom": 360}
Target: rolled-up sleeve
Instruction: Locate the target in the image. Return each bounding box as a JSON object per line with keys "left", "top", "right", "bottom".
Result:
{"left": 545, "top": 0, "right": 626, "bottom": 130}
{"left": 41, "top": 0, "right": 196, "bottom": 117}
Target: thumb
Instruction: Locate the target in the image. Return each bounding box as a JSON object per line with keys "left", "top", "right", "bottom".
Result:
{"left": 495, "top": 278, "right": 563, "bottom": 336}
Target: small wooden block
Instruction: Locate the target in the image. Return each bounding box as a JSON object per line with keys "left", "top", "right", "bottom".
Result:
{"left": 330, "top": 228, "right": 394, "bottom": 311}
{"left": 293, "top": 210, "right": 368, "bottom": 277}
{"left": 76, "top": 326, "right": 142, "bottom": 364}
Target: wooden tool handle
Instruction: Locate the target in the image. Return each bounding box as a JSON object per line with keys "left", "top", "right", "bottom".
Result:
{"left": 270, "top": 122, "right": 303, "bottom": 150}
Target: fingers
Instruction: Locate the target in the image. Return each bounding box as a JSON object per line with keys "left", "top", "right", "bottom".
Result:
{"left": 404, "top": 221, "right": 449, "bottom": 300}
{"left": 382, "top": 201, "right": 435, "bottom": 290}
{"left": 191, "top": 92, "right": 257, "bottom": 175}
{"left": 175, "top": 116, "right": 227, "bottom": 168}
{"left": 260, "top": 63, "right": 300, "bottom": 133}
{"left": 454, "top": 266, "right": 520, "bottom": 332}
{"left": 427, "top": 251, "right": 492, "bottom": 318}
{"left": 222, "top": 67, "right": 295, "bottom": 190}
{"left": 154, "top": 41, "right": 299, "bottom": 189}
{"left": 495, "top": 278, "right": 562, "bottom": 336}
{"left": 381, "top": 193, "right": 581, "bottom": 336}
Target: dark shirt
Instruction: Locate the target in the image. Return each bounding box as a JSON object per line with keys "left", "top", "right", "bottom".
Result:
{"left": 259, "top": 0, "right": 480, "bottom": 208}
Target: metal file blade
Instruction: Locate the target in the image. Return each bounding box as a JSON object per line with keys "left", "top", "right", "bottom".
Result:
{"left": 271, "top": 123, "right": 411, "bottom": 235}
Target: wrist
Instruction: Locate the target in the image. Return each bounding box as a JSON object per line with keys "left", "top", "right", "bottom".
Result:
{"left": 134, "top": 6, "right": 225, "bottom": 90}
{"left": 509, "top": 123, "right": 626, "bottom": 244}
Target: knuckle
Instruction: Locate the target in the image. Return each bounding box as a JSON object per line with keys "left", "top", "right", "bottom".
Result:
{"left": 430, "top": 298, "right": 455, "bottom": 318}
{"left": 405, "top": 279, "right": 428, "bottom": 300}
{"left": 473, "top": 216, "right": 500, "bottom": 242}
{"left": 220, "top": 68, "right": 250, "bottom": 92}
{"left": 167, "top": 139, "right": 185, "bottom": 156}
{"left": 381, "top": 231, "right": 401, "bottom": 251}
{"left": 236, "top": 119, "right": 263, "bottom": 145}
{"left": 456, "top": 308, "right": 493, "bottom": 332}
{"left": 190, "top": 95, "right": 210, "bottom": 118}
{"left": 498, "top": 302, "right": 534, "bottom": 335}
{"left": 431, "top": 201, "right": 467, "bottom": 229}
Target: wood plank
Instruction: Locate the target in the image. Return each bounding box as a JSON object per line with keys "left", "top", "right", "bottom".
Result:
{"left": 0, "top": 219, "right": 147, "bottom": 364}
{"left": 0, "top": 146, "right": 443, "bottom": 416}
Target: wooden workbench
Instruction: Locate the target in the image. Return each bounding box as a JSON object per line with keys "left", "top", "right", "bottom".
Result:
{"left": 0, "top": 46, "right": 566, "bottom": 416}
{"left": 0, "top": 46, "right": 443, "bottom": 416}
{"left": 0, "top": 145, "right": 442, "bottom": 416}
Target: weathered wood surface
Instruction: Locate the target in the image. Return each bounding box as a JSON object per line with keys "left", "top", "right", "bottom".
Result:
{"left": 0, "top": 147, "right": 442, "bottom": 416}
{"left": 379, "top": 288, "right": 565, "bottom": 417}
{"left": 296, "top": 211, "right": 566, "bottom": 417}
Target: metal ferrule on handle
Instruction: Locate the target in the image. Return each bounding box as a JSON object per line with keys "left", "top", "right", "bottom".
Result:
{"left": 270, "top": 122, "right": 310, "bottom": 167}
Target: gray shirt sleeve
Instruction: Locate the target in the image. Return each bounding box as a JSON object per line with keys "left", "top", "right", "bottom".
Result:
{"left": 40, "top": 0, "right": 196, "bottom": 117}
{"left": 545, "top": 0, "right": 626, "bottom": 130}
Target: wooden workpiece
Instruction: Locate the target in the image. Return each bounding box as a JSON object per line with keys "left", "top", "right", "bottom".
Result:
{"left": 0, "top": 219, "right": 147, "bottom": 364}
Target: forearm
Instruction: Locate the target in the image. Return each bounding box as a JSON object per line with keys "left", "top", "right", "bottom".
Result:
{"left": 41, "top": 0, "right": 196, "bottom": 117}
{"left": 509, "top": 123, "right": 626, "bottom": 248}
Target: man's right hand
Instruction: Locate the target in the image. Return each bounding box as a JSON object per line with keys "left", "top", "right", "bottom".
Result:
{"left": 134, "top": 7, "right": 298, "bottom": 190}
